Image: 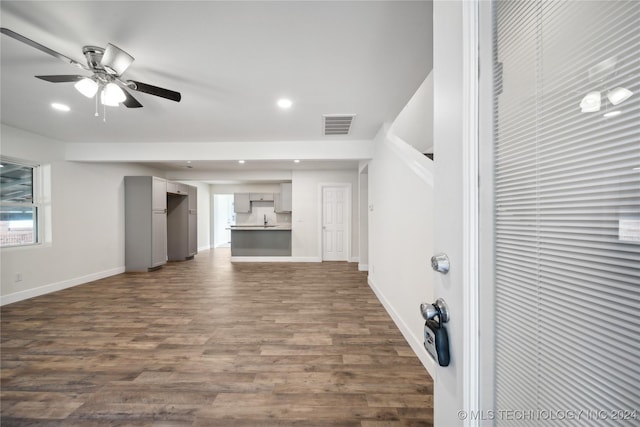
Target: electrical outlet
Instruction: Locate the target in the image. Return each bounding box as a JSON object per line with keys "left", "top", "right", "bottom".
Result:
{"left": 15, "top": 272, "right": 22, "bottom": 283}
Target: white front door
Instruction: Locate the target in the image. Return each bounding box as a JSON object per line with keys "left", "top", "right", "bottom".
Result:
{"left": 322, "top": 185, "right": 349, "bottom": 261}
{"left": 432, "top": 1, "right": 640, "bottom": 425}
{"left": 431, "top": 1, "right": 480, "bottom": 425}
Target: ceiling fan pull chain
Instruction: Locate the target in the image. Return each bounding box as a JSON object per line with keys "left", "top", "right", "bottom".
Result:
{"left": 103, "top": 101, "right": 107, "bottom": 123}
{"left": 95, "top": 92, "right": 99, "bottom": 117}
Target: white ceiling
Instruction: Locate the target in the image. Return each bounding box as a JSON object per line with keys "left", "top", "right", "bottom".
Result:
{"left": 0, "top": 1, "right": 432, "bottom": 173}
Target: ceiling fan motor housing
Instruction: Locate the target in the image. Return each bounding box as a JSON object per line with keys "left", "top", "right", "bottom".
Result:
{"left": 82, "top": 46, "right": 104, "bottom": 70}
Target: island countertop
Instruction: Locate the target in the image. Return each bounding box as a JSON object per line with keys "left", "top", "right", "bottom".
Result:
{"left": 228, "top": 225, "right": 292, "bottom": 231}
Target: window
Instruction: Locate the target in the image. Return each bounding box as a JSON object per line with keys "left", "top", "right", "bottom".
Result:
{"left": 0, "top": 158, "right": 39, "bottom": 247}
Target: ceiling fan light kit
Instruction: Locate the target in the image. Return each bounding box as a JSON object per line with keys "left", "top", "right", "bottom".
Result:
{"left": 74, "top": 77, "right": 99, "bottom": 98}
{"left": 102, "top": 82, "right": 126, "bottom": 106}
{"left": 0, "top": 27, "right": 181, "bottom": 118}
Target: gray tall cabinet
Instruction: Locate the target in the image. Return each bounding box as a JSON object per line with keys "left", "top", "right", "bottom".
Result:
{"left": 167, "top": 183, "right": 198, "bottom": 261}
{"left": 126, "top": 176, "right": 198, "bottom": 272}
{"left": 125, "top": 176, "right": 168, "bottom": 272}
{"left": 188, "top": 185, "right": 198, "bottom": 256}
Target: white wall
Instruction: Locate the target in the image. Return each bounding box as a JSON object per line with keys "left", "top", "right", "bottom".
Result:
{"left": 389, "top": 72, "right": 434, "bottom": 154}
{"left": 368, "top": 125, "right": 435, "bottom": 372}
{"left": 291, "top": 170, "right": 359, "bottom": 261}
{"left": 0, "top": 124, "right": 163, "bottom": 304}
{"left": 188, "top": 181, "right": 212, "bottom": 251}
{"left": 358, "top": 165, "right": 369, "bottom": 270}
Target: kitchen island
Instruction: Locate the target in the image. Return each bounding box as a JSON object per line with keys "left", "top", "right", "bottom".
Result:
{"left": 230, "top": 225, "right": 292, "bottom": 256}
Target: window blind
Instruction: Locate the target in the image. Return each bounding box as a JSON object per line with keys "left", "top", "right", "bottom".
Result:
{"left": 493, "top": 1, "right": 640, "bottom": 425}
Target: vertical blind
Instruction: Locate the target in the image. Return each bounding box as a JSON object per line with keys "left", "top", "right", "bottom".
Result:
{"left": 493, "top": 1, "right": 640, "bottom": 425}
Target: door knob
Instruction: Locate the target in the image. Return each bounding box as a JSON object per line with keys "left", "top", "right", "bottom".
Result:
{"left": 430, "top": 253, "right": 450, "bottom": 274}
{"left": 420, "top": 298, "right": 450, "bottom": 323}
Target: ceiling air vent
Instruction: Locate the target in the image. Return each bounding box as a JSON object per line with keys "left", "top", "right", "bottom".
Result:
{"left": 323, "top": 114, "right": 355, "bottom": 136}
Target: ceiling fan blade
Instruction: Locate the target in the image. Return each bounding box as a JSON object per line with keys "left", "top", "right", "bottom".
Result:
{"left": 122, "top": 88, "right": 143, "bottom": 108}
{"left": 1, "top": 28, "right": 89, "bottom": 71}
{"left": 129, "top": 80, "right": 181, "bottom": 102}
{"left": 36, "top": 75, "right": 84, "bottom": 83}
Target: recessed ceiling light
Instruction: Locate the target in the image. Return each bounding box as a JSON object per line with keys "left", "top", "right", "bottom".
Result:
{"left": 603, "top": 110, "right": 622, "bottom": 118}
{"left": 51, "top": 102, "right": 70, "bottom": 112}
{"left": 238, "top": 160, "right": 245, "bottom": 164}
{"left": 277, "top": 98, "right": 293, "bottom": 109}
{"left": 187, "top": 161, "right": 192, "bottom": 164}
{"left": 294, "top": 159, "right": 301, "bottom": 163}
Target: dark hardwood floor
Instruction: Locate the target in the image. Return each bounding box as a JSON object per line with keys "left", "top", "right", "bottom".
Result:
{"left": 1, "top": 249, "right": 433, "bottom": 426}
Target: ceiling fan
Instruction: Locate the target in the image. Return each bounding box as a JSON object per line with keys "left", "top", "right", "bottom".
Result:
{"left": 0, "top": 28, "right": 181, "bottom": 111}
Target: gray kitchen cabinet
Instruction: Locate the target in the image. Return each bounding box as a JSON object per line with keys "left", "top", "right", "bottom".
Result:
{"left": 274, "top": 182, "right": 292, "bottom": 213}
{"left": 125, "top": 176, "right": 167, "bottom": 272}
{"left": 234, "top": 193, "right": 251, "bottom": 213}
{"left": 188, "top": 185, "right": 198, "bottom": 257}
{"left": 167, "top": 183, "right": 197, "bottom": 261}
{"left": 167, "top": 182, "right": 189, "bottom": 195}
{"left": 249, "top": 193, "right": 274, "bottom": 202}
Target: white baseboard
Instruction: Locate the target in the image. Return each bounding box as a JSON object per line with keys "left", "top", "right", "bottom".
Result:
{"left": 350, "top": 256, "right": 360, "bottom": 263}
{"left": 0, "top": 266, "right": 126, "bottom": 306}
{"left": 358, "top": 263, "right": 369, "bottom": 271}
{"left": 367, "top": 275, "right": 436, "bottom": 379}
{"left": 231, "top": 256, "right": 322, "bottom": 263}
{"left": 198, "top": 245, "right": 211, "bottom": 252}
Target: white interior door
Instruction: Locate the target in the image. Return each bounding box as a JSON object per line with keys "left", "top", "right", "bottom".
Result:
{"left": 322, "top": 185, "right": 349, "bottom": 261}
{"left": 431, "top": 1, "right": 480, "bottom": 425}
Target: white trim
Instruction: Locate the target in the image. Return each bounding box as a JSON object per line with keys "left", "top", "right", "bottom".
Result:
{"left": 383, "top": 127, "right": 434, "bottom": 187}
{"left": 358, "top": 160, "right": 370, "bottom": 174}
{"left": 350, "top": 256, "right": 359, "bottom": 263}
{"left": 0, "top": 266, "right": 125, "bottom": 306}
{"left": 318, "top": 182, "right": 352, "bottom": 262}
{"left": 358, "top": 263, "right": 369, "bottom": 272}
{"left": 478, "top": 0, "right": 497, "bottom": 414}
{"left": 198, "top": 245, "right": 210, "bottom": 252}
{"left": 231, "top": 256, "right": 321, "bottom": 263}
{"left": 462, "top": 1, "right": 481, "bottom": 425}
{"left": 368, "top": 276, "right": 436, "bottom": 378}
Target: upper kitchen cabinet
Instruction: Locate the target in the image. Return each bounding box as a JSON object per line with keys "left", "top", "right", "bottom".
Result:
{"left": 234, "top": 193, "right": 251, "bottom": 213}
{"left": 167, "top": 182, "right": 190, "bottom": 195}
{"left": 125, "top": 176, "right": 167, "bottom": 272}
{"left": 274, "top": 183, "right": 292, "bottom": 213}
{"left": 250, "top": 193, "right": 274, "bottom": 202}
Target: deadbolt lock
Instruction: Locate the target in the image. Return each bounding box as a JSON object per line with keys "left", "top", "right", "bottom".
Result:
{"left": 430, "top": 253, "right": 450, "bottom": 274}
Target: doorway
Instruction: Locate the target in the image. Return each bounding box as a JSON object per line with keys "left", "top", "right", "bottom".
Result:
{"left": 320, "top": 184, "right": 351, "bottom": 261}
{"left": 212, "top": 194, "right": 234, "bottom": 248}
